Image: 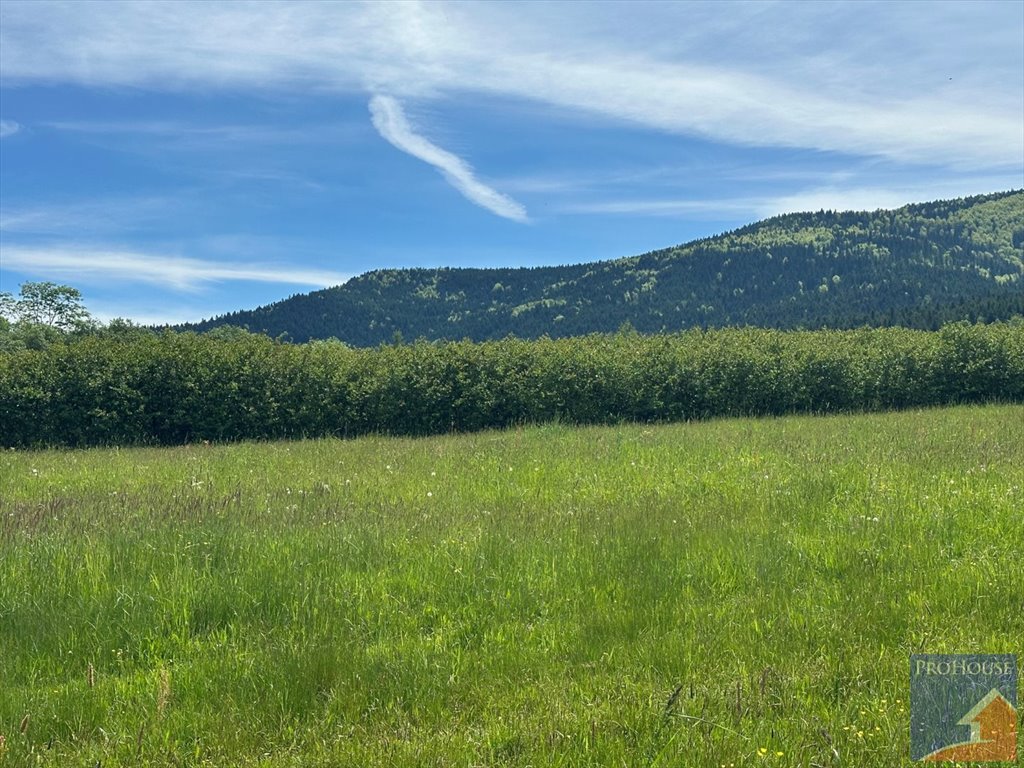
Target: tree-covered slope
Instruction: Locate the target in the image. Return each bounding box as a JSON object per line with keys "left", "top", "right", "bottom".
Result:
{"left": 181, "top": 191, "right": 1024, "bottom": 345}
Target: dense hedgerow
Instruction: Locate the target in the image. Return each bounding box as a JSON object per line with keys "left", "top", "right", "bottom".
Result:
{"left": 1, "top": 322, "right": 1022, "bottom": 447}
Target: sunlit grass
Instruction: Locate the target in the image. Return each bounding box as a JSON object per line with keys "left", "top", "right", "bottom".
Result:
{"left": 1, "top": 405, "right": 1021, "bottom": 766}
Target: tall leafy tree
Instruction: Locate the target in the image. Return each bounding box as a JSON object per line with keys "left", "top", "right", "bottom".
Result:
{"left": 0, "top": 281, "right": 93, "bottom": 331}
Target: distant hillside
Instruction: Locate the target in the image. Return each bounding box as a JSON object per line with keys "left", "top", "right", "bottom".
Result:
{"left": 181, "top": 191, "right": 1024, "bottom": 345}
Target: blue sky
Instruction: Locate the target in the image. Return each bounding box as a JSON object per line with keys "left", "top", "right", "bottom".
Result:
{"left": 1, "top": 0, "right": 1022, "bottom": 325}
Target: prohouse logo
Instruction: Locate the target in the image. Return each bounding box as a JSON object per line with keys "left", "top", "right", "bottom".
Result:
{"left": 911, "top": 654, "right": 1017, "bottom": 762}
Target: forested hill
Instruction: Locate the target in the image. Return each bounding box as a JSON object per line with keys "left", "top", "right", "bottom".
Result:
{"left": 180, "top": 190, "right": 1024, "bottom": 345}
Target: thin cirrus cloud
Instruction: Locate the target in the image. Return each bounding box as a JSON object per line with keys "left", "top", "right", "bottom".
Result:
{"left": 0, "top": 197, "right": 181, "bottom": 235}
{"left": 368, "top": 95, "right": 527, "bottom": 222}
{"left": 0, "top": 119, "right": 21, "bottom": 138}
{"left": 40, "top": 119, "right": 357, "bottom": 149}
{"left": 0, "top": 2, "right": 1020, "bottom": 170}
{"left": 560, "top": 198, "right": 762, "bottom": 217}
{"left": 1, "top": 247, "right": 351, "bottom": 292}
{"left": 559, "top": 178, "right": 1023, "bottom": 222}
{"left": 86, "top": 300, "right": 241, "bottom": 327}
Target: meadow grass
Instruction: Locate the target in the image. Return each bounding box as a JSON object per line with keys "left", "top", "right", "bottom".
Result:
{"left": 0, "top": 405, "right": 1021, "bottom": 766}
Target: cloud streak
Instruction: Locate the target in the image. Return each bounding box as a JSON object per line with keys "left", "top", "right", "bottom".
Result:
{"left": 41, "top": 119, "right": 354, "bottom": 148}
{"left": 369, "top": 95, "right": 527, "bottom": 222}
{"left": 0, "top": 119, "right": 20, "bottom": 138}
{"left": 1, "top": 246, "right": 351, "bottom": 292}
{"left": 86, "top": 300, "right": 242, "bottom": 327}
{"left": 561, "top": 198, "right": 760, "bottom": 217}
{"left": 0, "top": 197, "right": 179, "bottom": 235}
{"left": 2, "top": 2, "right": 1018, "bottom": 169}
{"left": 559, "top": 177, "right": 1023, "bottom": 221}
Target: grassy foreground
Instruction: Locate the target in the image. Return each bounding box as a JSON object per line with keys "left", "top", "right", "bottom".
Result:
{"left": 1, "top": 406, "right": 1021, "bottom": 767}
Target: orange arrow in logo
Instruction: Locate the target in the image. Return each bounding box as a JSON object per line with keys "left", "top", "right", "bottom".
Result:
{"left": 923, "top": 689, "right": 1017, "bottom": 762}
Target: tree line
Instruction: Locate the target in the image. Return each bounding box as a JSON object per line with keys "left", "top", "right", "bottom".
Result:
{"left": 2, "top": 321, "right": 1021, "bottom": 448}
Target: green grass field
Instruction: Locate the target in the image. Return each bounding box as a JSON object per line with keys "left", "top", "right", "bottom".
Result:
{"left": 1, "top": 405, "right": 1021, "bottom": 766}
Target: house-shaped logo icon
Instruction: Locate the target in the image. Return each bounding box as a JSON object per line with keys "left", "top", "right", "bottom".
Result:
{"left": 922, "top": 689, "right": 1017, "bottom": 762}
{"left": 911, "top": 654, "right": 1018, "bottom": 762}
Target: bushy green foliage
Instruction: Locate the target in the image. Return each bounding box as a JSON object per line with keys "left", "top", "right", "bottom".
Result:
{"left": 0, "top": 282, "right": 99, "bottom": 352}
{"left": 180, "top": 190, "right": 1024, "bottom": 344}
{"left": 2, "top": 323, "right": 1021, "bottom": 447}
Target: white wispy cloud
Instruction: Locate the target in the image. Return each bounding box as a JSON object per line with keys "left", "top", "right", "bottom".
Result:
{"left": 368, "top": 95, "right": 527, "bottom": 222}
{"left": 0, "top": 197, "right": 178, "bottom": 235}
{"left": 1, "top": 1, "right": 1019, "bottom": 170}
{"left": 40, "top": 119, "right": 356, "bottom": 148}
{"left": 86, "top": 300, "right": 237, "bottom": 327}
{"left": 560, "top": 198, "right": 762, "bottom": 217}
{"left": 752, "top": 181, "right": 1024, "bottom": 219}
{"left": 1, "top": 246, "right": 351, "bottom": 292}
{"left": 558, "top": 176, "right": 1023, "bottom": 224}
{"left": 0, "top": 119, "right": 21, "bottom": 138}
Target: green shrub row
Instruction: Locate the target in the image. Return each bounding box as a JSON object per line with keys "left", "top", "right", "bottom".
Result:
{"left": 1, "top": 323, "right": 1022, "bottom": 447}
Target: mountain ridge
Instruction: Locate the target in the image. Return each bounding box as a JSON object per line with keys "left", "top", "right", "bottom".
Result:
{"left": 178, "top": 190, "right": 1024, "bottom": 345}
